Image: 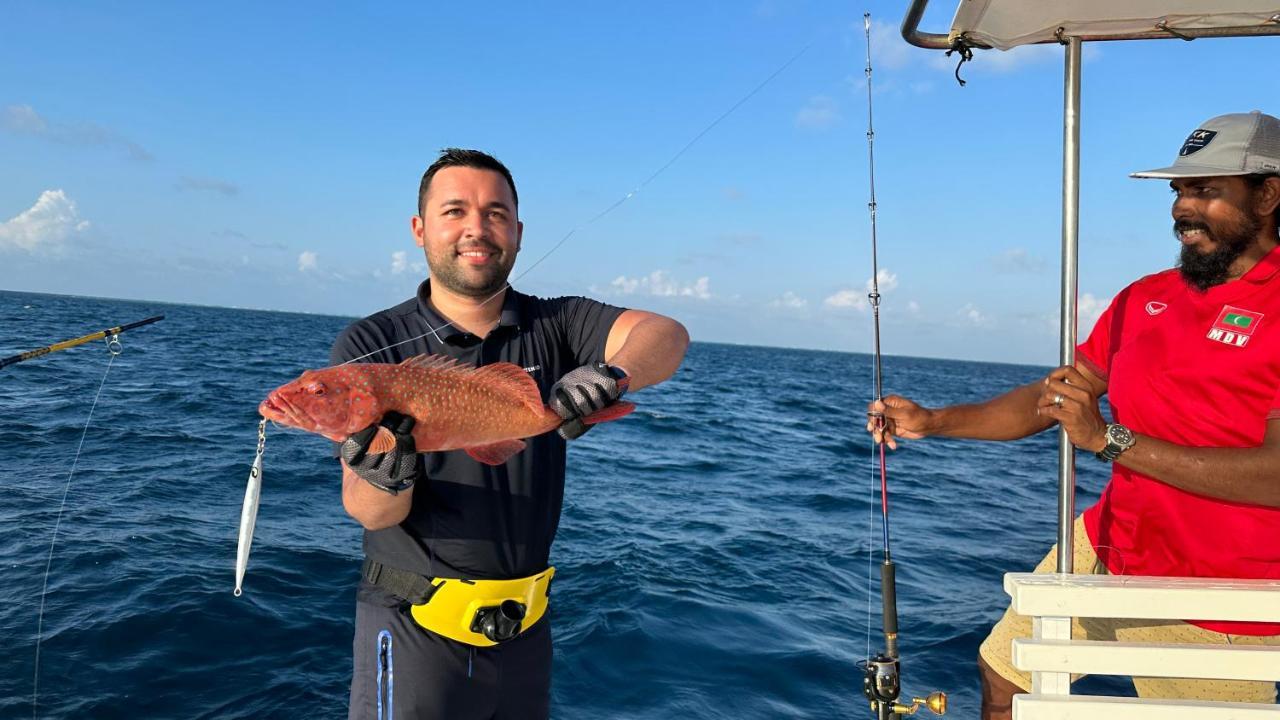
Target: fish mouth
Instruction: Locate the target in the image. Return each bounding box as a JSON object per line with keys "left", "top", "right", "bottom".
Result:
{"left": 259, "top": 393, "right": 299, "bottom": 425}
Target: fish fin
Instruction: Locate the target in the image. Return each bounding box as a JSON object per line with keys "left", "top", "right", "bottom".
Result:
{"left": 581, "top": 400, "right": 636, "bottom": 426}
{"left": 471, "top": 362, "right": 545, "bottom": 413}
{"left": 464, "top": 439, "right": 526, "bottom": 465}
{"left": 400, "top": 354, "right": 469, "bottom": 372}
{"left": 399, "top": 354, "right": 543, "bottom": 412}
{"left": 367, "top": 426, "right": 397, "bottom": 454}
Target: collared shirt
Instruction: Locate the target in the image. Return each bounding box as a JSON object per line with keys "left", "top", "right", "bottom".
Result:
{"left": 1079, "top": 244, "right": 1280, "bottom": 635}
{"left": 330, "top": 280, "right": 625, "bottom": 584}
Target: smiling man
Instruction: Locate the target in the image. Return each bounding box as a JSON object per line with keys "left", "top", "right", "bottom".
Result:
{"left": 868, "top": 111, "right": 1280, "bottom": 718}
{"left": 331, "top": 148, "right": 688, "bottom": 720}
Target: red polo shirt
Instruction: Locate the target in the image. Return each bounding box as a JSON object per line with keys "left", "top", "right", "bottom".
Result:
{"left": 1079, "top": 245, "right": 1280, "bottom": 635}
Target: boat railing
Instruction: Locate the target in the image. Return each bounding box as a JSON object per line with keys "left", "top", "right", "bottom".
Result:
{"left": 1005, "top": 572, "right": 1280, "bottom": 718}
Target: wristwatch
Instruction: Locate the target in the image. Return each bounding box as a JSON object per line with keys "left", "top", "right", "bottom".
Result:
{"left": 1095, "top": 423, "right": 1136, "bottom": 461}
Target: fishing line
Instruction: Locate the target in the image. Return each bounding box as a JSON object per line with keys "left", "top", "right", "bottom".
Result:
{"left": 342, "top": 41, "right": 814, "bottom": 365}
{"left": 32, "top": 337, "right": 122, "bottom": 719}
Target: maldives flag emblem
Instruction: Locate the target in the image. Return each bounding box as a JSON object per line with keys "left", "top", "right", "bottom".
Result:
{"left": 1206, "top": 305, "right": 1264, "bottom": 347}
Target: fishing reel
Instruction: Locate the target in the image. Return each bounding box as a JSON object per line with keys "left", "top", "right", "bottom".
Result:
{"left": 861, "top": 654, "right": 946, "bottom": 718}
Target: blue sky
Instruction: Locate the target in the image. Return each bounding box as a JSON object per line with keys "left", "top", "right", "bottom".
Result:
{"left": 1, "top": 1, "right": 1275, "bottom": 364}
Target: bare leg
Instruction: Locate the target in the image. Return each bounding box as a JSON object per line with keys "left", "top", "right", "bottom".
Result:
{"left": 978, "top": 654, "right": 1022, "bottom": 720}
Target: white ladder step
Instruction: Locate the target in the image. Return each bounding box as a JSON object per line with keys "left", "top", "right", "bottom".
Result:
{"left": 1005, "top": 573, "right": 1280, "bottom": 622}
{"left": 1013, "top": 693, "right": 1280, "bottom": 719}
{"left": 1012, "top": 638, "right": 1280, "bottom": 681}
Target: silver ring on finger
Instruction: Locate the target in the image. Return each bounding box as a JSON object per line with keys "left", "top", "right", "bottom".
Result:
{"left": 1053, "top": 393, "right": 1064, "bottom": 408}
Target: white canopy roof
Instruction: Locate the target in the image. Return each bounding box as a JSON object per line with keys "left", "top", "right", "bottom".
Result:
{"left": 949, "top": 1, "right": 1280, "bottom": 50}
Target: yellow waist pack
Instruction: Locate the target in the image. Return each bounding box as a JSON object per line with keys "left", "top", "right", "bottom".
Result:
{"left": 361, "top": 559, "right": 554, "bottom": 648}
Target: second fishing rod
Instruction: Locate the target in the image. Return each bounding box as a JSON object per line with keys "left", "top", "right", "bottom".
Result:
{"left": 856, "top": 13, "right": 945, "bottom": 719}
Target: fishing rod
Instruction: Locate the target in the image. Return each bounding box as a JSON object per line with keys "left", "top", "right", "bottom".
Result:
{"left": 858, "top": 14, "right": 945, "bottom": 719}
{"left": 0, "top": 315, "right": 164, "bottom": 370}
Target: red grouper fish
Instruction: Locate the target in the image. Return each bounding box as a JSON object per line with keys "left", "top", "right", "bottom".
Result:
{"left": 258, "top": 354, "right": 635, "bottom": 465}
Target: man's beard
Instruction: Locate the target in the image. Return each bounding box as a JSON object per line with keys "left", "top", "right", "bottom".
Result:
{"left": 1175, "top": 209, "right": 1261, "bottom": 292}
{"left": 427, "top": 245, "right": 515, "bottom": 298}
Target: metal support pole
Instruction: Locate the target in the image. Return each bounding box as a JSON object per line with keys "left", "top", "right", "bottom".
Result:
{"left": 1056, "top": 36, "right": 1082, "bottom": 574}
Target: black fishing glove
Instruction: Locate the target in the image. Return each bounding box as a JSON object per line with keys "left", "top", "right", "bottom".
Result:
{"left": 549, "top": 362, "right": 629, "bottom": 440}
{"left": 340, "top": 411, "right": 419, "bottom": 495}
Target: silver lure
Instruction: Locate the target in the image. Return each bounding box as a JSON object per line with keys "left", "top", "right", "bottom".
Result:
{"left": 235, "top": 420, "right": 266, "bottom": 596}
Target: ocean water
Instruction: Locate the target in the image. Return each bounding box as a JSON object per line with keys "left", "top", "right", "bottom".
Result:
{"left": 0, "top": 290, "right": 1113, "bottom": 719}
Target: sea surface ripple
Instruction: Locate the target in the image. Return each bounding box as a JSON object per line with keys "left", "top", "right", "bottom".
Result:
{"left": 0, "top": 291, "right": 1112, "bottom": 719}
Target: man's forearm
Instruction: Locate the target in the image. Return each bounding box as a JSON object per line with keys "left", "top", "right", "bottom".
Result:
{"left": 932, "top": 381, "right": 1057, "bottom": 441}
{"left": 341, "top": 463, "right": 413, "bottom": 530}
{"left": 605, "top": 316, "right": 689, "bottom": 392}
{"left": 1112, "top": 435, "right": 1280, "bottom": 507}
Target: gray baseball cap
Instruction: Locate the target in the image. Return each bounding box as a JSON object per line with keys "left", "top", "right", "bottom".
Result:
{"left": 1131, "top": 111, "right": 1280, "bottom": 179}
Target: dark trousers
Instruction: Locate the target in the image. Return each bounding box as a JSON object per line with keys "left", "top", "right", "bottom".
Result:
{"left": 348, "top": 596, "right": 551, "bottom": 720}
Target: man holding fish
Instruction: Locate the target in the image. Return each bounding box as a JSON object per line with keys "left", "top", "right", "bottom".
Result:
{"left": 262, "top": 148, "right": 687, "bottom": 719}
{"left": 868, "top": 111, "right": 1280, "bottom": 718}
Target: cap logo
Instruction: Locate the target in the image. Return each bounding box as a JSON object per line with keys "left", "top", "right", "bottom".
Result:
{"left": 1179, "top": 129, "right": 1217, "bottom": 157}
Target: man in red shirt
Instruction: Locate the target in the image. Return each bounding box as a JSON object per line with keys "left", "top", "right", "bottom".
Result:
{"left": 869, "top": 111, "right": 1280, "bottom": 719}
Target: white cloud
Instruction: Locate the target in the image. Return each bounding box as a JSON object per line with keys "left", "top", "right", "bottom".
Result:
{"left": 795, "top": 95, "right": 840, "bottom": 130}
{"left": 0, "top": 189, "right": 90, "bottom": 253}
{"left": 993, "top": 247, "right": 1046, "bottom": 274}
{"left": 1078, "top": 292, "right": 1110, "bottom": 336}
{"left": 176, "top": 176, "right": 239, "bottom": 196}
{"left": 390, "top": 250, "right": 425, "bottom": 276}
{"left": 823, "top": 268, "right": 897, "bottom": 311}
{"left": 867, "top": 18, "right": 916, "bottom": 71}
{"left": 3, "top": 104, "right": 46, "bottom": 133}
{"left": 869, "top": 268, "right": 897, "bottom": 293}
{"left": 957, "top": 302, "right": 988, "bottom": 326}
{"left": 824, "top": 289, "right": 866, "bottom": 310}
{"left": 906, "top": 300, "right": 921, "bottom": 315}
{"left": 603, "top": 270, "right": 710, "bottom": 300}
{"left": 770, "top": 291, "right": 807, "bottom": 309}
{"left": 3, "top": 104, "right": 152, "bottom": 161}
{"left": 298, "top": 251, "right": 318, "bottom": 273}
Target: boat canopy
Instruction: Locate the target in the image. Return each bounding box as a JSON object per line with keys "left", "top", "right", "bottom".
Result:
{"left": 919, "top": 0, "right": 1280, "bottom": 50}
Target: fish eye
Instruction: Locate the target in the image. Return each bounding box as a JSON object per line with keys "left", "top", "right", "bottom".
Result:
{"left": 306, "top": 382, "right": 327, "bottom": 396}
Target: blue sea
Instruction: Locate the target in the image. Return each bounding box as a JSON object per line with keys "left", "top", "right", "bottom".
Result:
{"left": 0, "top": 290, "right": 1114, "bottom": 719}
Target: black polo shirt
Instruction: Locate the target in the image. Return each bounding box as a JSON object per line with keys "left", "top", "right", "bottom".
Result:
{"left": 330, "top": 280, "right": 625, "bottom": 582}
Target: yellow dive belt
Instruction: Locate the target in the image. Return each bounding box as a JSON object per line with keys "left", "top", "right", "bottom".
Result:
{"left": 361, "top": 559, "right": 555, "bottom": 648}
{"left": 410, "top": 567, "right": 555, "bottom": 647}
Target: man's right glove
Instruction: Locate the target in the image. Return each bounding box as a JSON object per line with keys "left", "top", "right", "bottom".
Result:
{"left": 340, "top": 411, "right": 420, "bottom": 494}
{"left": 549, "top": 362, "right": 630, "bottom": 440}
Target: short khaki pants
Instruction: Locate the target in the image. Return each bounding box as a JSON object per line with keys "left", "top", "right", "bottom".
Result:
{"left": 979, "top": 516, "right": 1280, "bottom": 703}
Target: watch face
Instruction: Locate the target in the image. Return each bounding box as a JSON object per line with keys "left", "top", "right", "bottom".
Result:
{"left": 1109, "top": 424, "right": 1134, "bottom": 445}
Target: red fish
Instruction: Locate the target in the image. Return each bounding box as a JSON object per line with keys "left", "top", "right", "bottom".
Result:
{"left": 258, "top": 354, "right": 634, "bottom": 465}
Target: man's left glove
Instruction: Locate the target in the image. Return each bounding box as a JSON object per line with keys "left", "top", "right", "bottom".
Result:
{"left": 340, "top": 411, "right": 420, "bottom": 494}
{"left": 549, "top": 362, "right": 630, "bottom": 440}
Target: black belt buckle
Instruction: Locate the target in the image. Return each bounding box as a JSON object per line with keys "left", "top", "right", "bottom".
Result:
{"left": 469, "top": 600, "right": 527, "bottom": 643}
